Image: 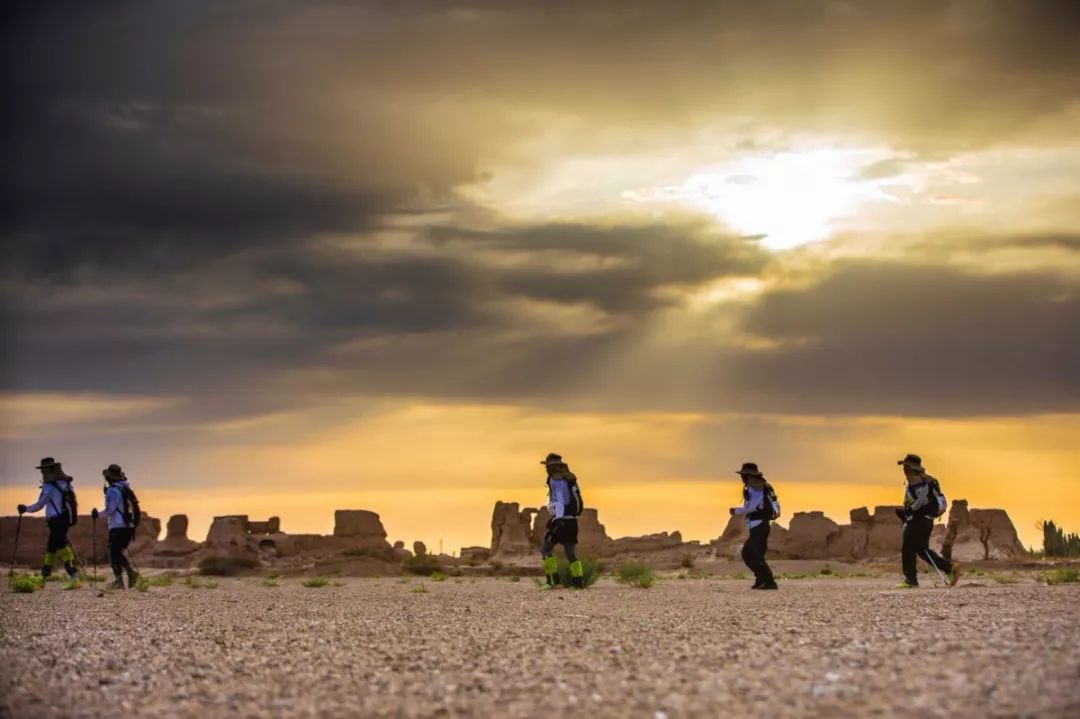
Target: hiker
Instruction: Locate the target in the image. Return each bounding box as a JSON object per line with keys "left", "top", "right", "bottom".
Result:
{"left": 730, "top": 462, "right": 780, "bottom": 590}
{"left": 538, "top": 453, "right": 585, "bottom": 589}
{"left": 16, "top": 457, "right": 81, "bottom": 588}
{"left": 102, "top": 464, "right": 139, "bottom": 589}
{"left": 896, "top": 454, "right": 959, "bottom": 588}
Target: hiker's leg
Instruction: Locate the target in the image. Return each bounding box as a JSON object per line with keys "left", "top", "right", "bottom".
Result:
{"left": 756, "top": 523, "right": 775, "bottom": 584}
{"left": 109, "top": 529, "right": 130, "bottom": 577}
{"left": 57, "top": 545, "right": 77, "bottom": 579}
{"left": 914, "top": 518, "right": 951, "bottom": 574}
{"left": 563, "top": 542, "right": 578, "bottom": 563}
{"left": 742, "top": 526, "right": 765, "bottom": 583}
{"left": 900, "top": 519, "right": 920, "bottom": 585}
{"left": 539, "top": 534, "right": 558, "bottom": 585}
{"left": 564, "top": 542, "right": 584, "bottom": 587}
{"left": 43, "top": 518, "right": 66, "bottom": 578}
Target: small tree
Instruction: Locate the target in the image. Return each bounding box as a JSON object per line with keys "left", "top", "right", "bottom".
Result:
{"left": 1041, "top": 520, "right": 1080, "bottom": 558}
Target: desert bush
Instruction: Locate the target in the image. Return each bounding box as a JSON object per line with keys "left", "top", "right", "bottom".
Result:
{"left": 261, "top": 578, "right": 279, "bottom": 588}
{"left": 680, "top": 554, "right": 695, "bottom": 569}
{"left": 411, "top": 584, "right": 428, "bottom": 594}
{"left": 555, "top": 557, "right": 601, "bottom": 588}
{"left": 1043, "top": 567, "right": 1079, "bottom": 585}
{"left": 44, "top": 574, "right": 59, "bottom": 582}
{"left": 302, "top": 576, "right": 330, "bottom": 588}
{"left": 430, "top": 572, "right": 446, "bottom": 582}
{"left": 10, "top": 574, "right": 43, "bottom": 593}
{"left": 198, "top": 556, "right": 258, "bottom": 576}
{"left": 134, "top": 577, "right": 150, "bottom": 593}
{"left": 990, "top": 572, "right": 1019, "bottom": 585}
{"left": 149, "top": 575, "right": 174, "bottom": 587}
{"left": 614, "top": 560, "right": 656, "bottom": 588}
{"left": 402, "top": 554, "right": 442, "bottom": 576}
{"left": 509, "top": 575, "right": 521, "bottom": 583}
{"left": 819, "top": 565, "right": 833, "bottom": 576}
{"left": 183, "top": 576, "right": 218, "bottom": 589}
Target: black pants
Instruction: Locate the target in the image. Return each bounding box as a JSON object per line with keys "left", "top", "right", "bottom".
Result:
{"left": 46, "top": 517, "right": 71, "bottom": 553}
{"left": 109, "top": 528, "right": 134, "bottom": 577}
{"left": 902, "top": 515, "right": 952, "bottom": 585}
{"left": 540, "top": 518, "right": 578, "bottom": 562}
{"left": 741, "top": 522, "right": 774, "bottom": 585}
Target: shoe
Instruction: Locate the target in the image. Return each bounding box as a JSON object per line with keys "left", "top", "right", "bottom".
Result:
{"left": 110, "top": 578, "right": 126, "bottom": 590}
{"left": 758, "top": 582, "right": 779, "bottom": 590}
{"left": 570, "top": 577, "right": 585, "bottom": 590}
{"left": 947, "top": 562, "right": 961, "bottom": 587}
{"left": 127, "top": 569, "right": 140, "bottom": 587}
{"left": 895, "top": 581, "right": 918, "bottom": 589}
{"left": 538, "top": 582, "right": 556, "bottom": 591}
{"left": 61, "top": 579, "right": 82, "bottom": 590}
{"left": 751, "top": 580, "right": 765, "bottom": 589}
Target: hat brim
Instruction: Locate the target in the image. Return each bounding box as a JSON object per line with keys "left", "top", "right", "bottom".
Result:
{"left": 736, "top": 470, "right": 763, "bottom": 477}
{"left": 35, "top": 463, "right": 55, "bottom": 469}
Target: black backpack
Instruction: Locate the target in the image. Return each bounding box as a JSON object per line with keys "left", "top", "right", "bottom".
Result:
{"left": 927, "top": 478, "right": 947, "bottom": 518}
{"left": 747, "top": 481, "right": 781, "bottom": 521}
{"left": 57, "top": 480, "right": 78, "bottom": 526}
{"left": 119, "top": 485, "right": 142, "bottom": 528}
{"left": 558, "top": 472, "right": 584, "bottom": 517}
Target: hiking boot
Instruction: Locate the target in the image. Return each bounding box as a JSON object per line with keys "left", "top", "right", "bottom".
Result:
{"left": 758, "top": 581, "right": 779, "bottom": 590}
{"left": 110, "top": 577, "right": 126, "bottom": 590}
{"left": 61, "top": 579, "right": 82, "bottom": 590}
{"left": 570, "top": 576, "right": 585, "bottom": 590}
{"left": 127, "top": 569, "right": 140, "bottom": 587}
{"left": 751, "top": 580, "right": 765, "bottom": 589}
{"left": 947, "top": 561, "right": 961, "bottom": 587}
{"left": 895, "top": 581, "right": 918, "bottom": 589}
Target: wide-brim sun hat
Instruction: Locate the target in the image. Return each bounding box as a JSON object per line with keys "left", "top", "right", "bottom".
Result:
{"left": 35, "top": 457, "right": 59, "bottom": 470}
{"left": 897, "top": 454, "right": 925, "bottom": 472}
{"left": 736, "top": 461, "right": 763, "bottom": 477}
{"left": 541, "top": 452, "right": 563, "bottom": 465}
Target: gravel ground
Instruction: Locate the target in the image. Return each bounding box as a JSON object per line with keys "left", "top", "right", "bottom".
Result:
{"left": 2, "top": 576, "right": 1078, "bottom": 719}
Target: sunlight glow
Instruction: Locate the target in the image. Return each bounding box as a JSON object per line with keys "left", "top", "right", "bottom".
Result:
{"left": 639, "top": 149, "right": 886, "bottom": 250}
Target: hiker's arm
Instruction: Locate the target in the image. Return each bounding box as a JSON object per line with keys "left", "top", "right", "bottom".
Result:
{"left": 550, "top": 481, "right": 567, "bottom": 519}
{"left": 731, "top": 489, "right": 759, "bottom": 516}
{"left": 23, "top": 488, "right": 49, "bottom": 514}
{"left": 104, "top": 487, "right": 120, "bottom": 518}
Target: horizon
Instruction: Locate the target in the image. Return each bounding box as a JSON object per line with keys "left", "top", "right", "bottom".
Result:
{"left": 2, "top": 2, "right": 1078, "bottom": 556}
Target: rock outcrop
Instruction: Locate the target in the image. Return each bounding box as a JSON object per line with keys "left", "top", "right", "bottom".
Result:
{"left": 413, "top": 541, "right": 427, "bottom": 557}
{"left": 942, "top": 500, "right": 1027, "bottom": 560}
{"left": 333, "top": 510, "right": 390, "bottom": 552}
{"left": 153, "top": 514, "right": 199, "bottom": 557}
{"left": 491, "top": 502, "right": 536, "bottom": 559}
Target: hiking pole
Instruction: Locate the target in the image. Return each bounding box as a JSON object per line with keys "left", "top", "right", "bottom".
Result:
{"left": 91, "top": 509, "right": 99, "bottom": 583}
{"left": 8, "top": 513, "right": 23, "bottom": 587}
{"left": 923, "top": 550, "right": 950, "bottom": 588}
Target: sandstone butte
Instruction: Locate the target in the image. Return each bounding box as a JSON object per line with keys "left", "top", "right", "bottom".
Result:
{"left": 0, "top": 498, "right": 1028, "bottom": 573}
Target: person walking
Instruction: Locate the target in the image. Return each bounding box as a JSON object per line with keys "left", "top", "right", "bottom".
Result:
{"left": 896, "top": 454, "right": 960, "bottom": 588}
{"left": 16, "top": 457, "right": 81, "bottom": 589}
{"left": 538, "top": 453, "right": 585, "bottom": 590}
{"left": 102, "top": 464, "right": 139, "bottom": 590}
{"left": 730, "top": 462, "right": 780, "bottom": 590}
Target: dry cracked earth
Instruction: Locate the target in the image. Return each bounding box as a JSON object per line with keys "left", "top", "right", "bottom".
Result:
{"left": 1, "top": 576, "right": 1078, "bottom": 719}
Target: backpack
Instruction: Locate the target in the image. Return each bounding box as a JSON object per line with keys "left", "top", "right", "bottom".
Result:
{"left": 49, "top": 479, "right": 78, "bottom": 524}
{"left": 119, "top": 485, "right": 142, "bottom": 528}
{"left": 746, "top": 481, "right": 781, "bottom": 521}
{"left": 556, "top": 471, "right": 584, "bottom": 517}
{"left": 927, "top": 478, "right": 947, "bottom": 518}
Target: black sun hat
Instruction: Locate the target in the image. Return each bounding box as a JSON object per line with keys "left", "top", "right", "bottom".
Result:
{"left": 897, "top": 454, "right": 925, "bottom": 472}
{"left": 736, "top": 462, "right": 764, "bottom": 477}
{"left": 35, "top": 457, "right": 59, "bottom": 470}
{"left": 541, "top": 452, "right": 564, "bottom": 465}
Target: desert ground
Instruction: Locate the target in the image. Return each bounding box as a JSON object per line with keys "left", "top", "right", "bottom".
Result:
{"left": 1, "top": 573, "right": 1078, "bottom": 719}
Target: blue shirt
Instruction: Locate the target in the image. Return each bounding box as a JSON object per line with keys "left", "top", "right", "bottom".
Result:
{"left": 25, "top": 481, "right": 71, "bottom": 520}
{"left": 104, "top": 481, "right": 133, "bottom": 530}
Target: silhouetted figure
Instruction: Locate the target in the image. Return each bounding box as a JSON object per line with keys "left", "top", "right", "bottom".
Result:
{"left": 102, "top": 464, "right": 140, "bottom": 590}
{"left": 538, "top": 453, "right": 585, "bottom": 589}
{"left": 17, "top": 457, "right": 81, "bottom": 588}
{"left": 730, "top": 462, "right": 780, "bottom": 590}
{"left": 895, "top": 454, "right": 960, "bottom": 588}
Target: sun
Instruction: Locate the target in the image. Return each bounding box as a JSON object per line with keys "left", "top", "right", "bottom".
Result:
{"left": 648, "top": 148, "right": 882, "bottom": 250}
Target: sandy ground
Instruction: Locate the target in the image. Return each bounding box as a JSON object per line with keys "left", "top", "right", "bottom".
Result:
{"left": 1, "top": 575, "right": 1078, "bottom": 719}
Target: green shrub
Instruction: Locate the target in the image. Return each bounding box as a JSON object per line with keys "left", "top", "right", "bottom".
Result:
{"left": 203, "top": 579, "right": 219, "bottom": 589}
{"left": 411, "top": 584, "right": 428, "bottom": 594}
{"left": 1041, "top": 520, "right": 1080, "bottom": 558}
{"left": 402, "top": 554, "right": 442, "bottom": 576}
{"left": 44, "top": 574, "right": 59, "bottom": 582}
{"left": 261, "top": 578, "right": 279, "bottom": 588}
{"left": 302, "top": 576, "right": 330, "bottom": 588}
{"left": 148, "top": 575, "right": 174, "bottom": 587}
{"left": 198, "top": 556, "right": 258, "bottom": 576}
{"left": 1044, "top": 567, "right": 1079, "bottom": 585}
{"left": 614, "top": 560, "right": 656, "bottom": 589}
{"left": 555, "top": 557, "right": 601, "bottom": 588}
{"left": 266, "top": 573, "right": 280, "bottom": 580}
{"left": 134, "top": 578, "right": 150, "bottom": 593}
{"left": 10, "top": 574, "right": 43, "bottom": 593}
{"left": 819, "top": 565, "right": 833, "bottom": 576}
{"left": 509, "top": 575, "right": 521, "bottom": 583}
{"left": 182, "top": 576, "right": 218, "bottom": 589}
{"left": 430, "top": 572, "right": 446, "bottom": 582}
{"left": 990, "top": 572, "right": 1019, "bottom": 585}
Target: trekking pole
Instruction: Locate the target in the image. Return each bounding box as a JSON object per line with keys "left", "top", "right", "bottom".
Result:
{"left": 91, "top": 509, "right": 99, "bottom": 583}
{"left": 8, "top": 513, "right": 24, "bottom": 587}
{"left": 923, "top": 550, "right": 949, "bottom": 588}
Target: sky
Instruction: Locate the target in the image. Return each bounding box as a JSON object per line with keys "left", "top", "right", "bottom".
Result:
{"left": 2, "top": 1, "right": 1078, "bottom": 552}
